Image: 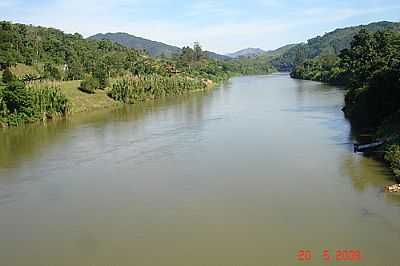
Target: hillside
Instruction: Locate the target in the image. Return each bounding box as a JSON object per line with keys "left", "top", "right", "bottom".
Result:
{"left": 89, "top": 32, "right": 230, "bottom": 61}
{"left": 272, "top": 21, "right": 400, "bottom": 71}
{"left": 227, "top": 48, "right": 267, "bottom": 58}
{"left": 226, "top": 44, "right": 298, "bottom": 59}
{"left": 1, "top": 21, "right": 255, "bottom": 127}
{"left": 264, "top": 44, "right": 298, "bottom": 57}
{"left": 0, "top": 21, "right": 148, "bottom": 80}
{"left": 204, "top": 51, "right": 230, "bottom": 61}
{"left": 89, "top": 33, "right": 181, "bottom": 57}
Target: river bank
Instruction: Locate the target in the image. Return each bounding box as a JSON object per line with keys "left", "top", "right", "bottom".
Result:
{"left": 290, "top": 74, "right": 400, "bottom": 185}
{"left": 290, "top": 29, "right": 400, "bottom": 185}
{"left": 0, "top": 76, "right": 219, "bottom": 129}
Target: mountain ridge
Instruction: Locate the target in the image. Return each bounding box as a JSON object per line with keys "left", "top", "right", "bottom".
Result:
{"left": 226, "top": 48, "right": 267, "bottom": 58}
{"left": 88, "top": 32, "right": 230, "bottom": 60}
{"left": 272, "top": 20, "right": 400, "bottom": 71}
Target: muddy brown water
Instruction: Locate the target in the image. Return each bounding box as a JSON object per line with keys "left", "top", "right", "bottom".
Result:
{"left": 1, "top": 74, "right": 400, "bottom": 266}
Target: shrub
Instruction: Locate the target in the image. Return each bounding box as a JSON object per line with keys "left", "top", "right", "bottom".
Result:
{"left": 2, "top": 67, "right": 16, "bottom": 84}
{"left": 0, "top": 87, "right": 7, "bottom": 116}
{"left": 2, "top": 81, "right": 35, "bottom": 115}
{"left": 43, "top": 63, "right": 62, "bottom": 80}
{"left": 31, "top": 86, "right": 69, "bottom": 117}
{"left": 93, "top": 66, "right": 109, "bottom": 89}
{"left": 109, "top": 79, "right": 130, "bottom": 103}
{"left": 79, "top": 76, "right": 100, "bottom": 94}
{"left": 385, "top": 144, "right": 400, "bottom": 178}
{"left": 0, "top": 82, "right": 69, "bottom": 126}
{"left": 108, "top": 75, "right": 206, "bottom": 104}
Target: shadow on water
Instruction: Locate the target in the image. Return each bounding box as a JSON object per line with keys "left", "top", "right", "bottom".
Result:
{"left": 291, "top": 78, "right": 400, "bottom": 205}
{"left": 342, "top": 154, "right": 393, "bottom": 189}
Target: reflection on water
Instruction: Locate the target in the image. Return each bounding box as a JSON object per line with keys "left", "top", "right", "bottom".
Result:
{"left": 343, "top": 155, "right": 392, "bottom": 191}
{"left": 0, "top": 75, "right": 400, "bottom": 266}
{"left": 0, "top": 88, "right": 215, "bottom": 170}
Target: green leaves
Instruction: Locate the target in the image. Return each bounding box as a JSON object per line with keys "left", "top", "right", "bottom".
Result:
{"left": 2, "top": 81, "right": 35, "bottom": 115}
{"left": 79, "top": 76, "right": 100, "bottom": 94}
{"left": 385, "top": 145, "right": 400, "bottom": 178}
{"left": 109, "top": 75, "right": 206, "bottom": 104}
{"left": 291, "top": 29, "right": 400, "bottom": 129}
{"left": 342, "top": 30, "right": 400, "bottom": 127}
{"left": 0, "top": 81, "right": 69, "bottom": 126}
{"left": 2, "top": 67, "right": 16, "bottom": 84}
{"left": 43, "top": 63, "right": 62, "bottom": 80}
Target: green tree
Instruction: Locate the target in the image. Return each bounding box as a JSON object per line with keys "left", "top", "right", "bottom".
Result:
{"left": 93, "top": 63, "right": 109, "bottom": 88}
{"left": 180, "top": 46, "right": 194, "bottom": 64}
{"left": 294, "top": 46, "right": 306, "bottom": 66}
{"left": 43, "top": 63, "right": 62, "bottom": 80}
{"left": 2, "top": 81, "right": 34, "bottom": 115}
{"left": 193, "top": 42, "right": 204, "bottom": 61}
{"left": 79, "top": 75, "right": 100, "bottom": 94}
{"left": 340, "top": 30, "right": 400, "bottom": 127}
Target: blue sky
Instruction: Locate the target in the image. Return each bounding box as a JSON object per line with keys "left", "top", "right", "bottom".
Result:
{"left": 1, "top": 0, "right": 399, "bottom": 53}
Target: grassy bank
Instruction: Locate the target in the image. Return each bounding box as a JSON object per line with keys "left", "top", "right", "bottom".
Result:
{"left": 0, "top": 21, "right": 274, "bottom": 127}
{"left": 28, "top": 80, "right": 119, "bottom": 114}
{"left": 0, "top": 73, "right": 218, "bottom": 128}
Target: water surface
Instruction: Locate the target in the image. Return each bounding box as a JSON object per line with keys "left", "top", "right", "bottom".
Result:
{"left": 1, "top": 74, "right": 400, "bottom": 265}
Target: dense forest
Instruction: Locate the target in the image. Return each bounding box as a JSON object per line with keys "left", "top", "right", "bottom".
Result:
{"left": 272, "top": 21, "right": 400, "bottom": 71}
{"left": 291, "top": 29, "right": 400, "bottom": 128}
{"left": 0, "top": 21, "right": 273, "bottom": 127}
{"left": 0, "top": 21, "right": 237, "bottom": 81}
{"left": 291, "top": 28, "right": 400, "bottom": 179}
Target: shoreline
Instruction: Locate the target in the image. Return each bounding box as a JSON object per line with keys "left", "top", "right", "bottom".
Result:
{"left": 290, "top": 76, "right": 400, "bottom": 188}
{"left": 0, "top": 77, "right": 221, "bottom": 129}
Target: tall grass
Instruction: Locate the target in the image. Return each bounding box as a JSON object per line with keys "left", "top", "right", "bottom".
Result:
{"left": 108, "top": 75, "right": 207, "bottom": 104}
{"left": 30, "top": 86, "right": 69, "bottom": 117}
{"left": 0, "top": 88, "right": 7, "bottom": 126}
{"left": 0, "top": 81, "right": 69, "bottom": 127}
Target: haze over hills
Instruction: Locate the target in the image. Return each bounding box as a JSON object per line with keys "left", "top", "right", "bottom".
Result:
{"left": 88, "top": 32, "right": 230, "bottom": 60}
{"left": 226, "top": 44, "right": 299, "bottom": 59}
{"left": 226, "top": 48, "right": 267, "bottom": 58}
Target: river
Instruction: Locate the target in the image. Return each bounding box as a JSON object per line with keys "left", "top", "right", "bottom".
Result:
{"left": 1, "top": 74, "right": 400, "bottom": 265}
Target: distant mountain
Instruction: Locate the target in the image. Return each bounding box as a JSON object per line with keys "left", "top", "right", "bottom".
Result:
{"left": 88, "top": 32, "right": 180, "bottom": 57}
{"left": 227, "top": 48, "right": 267, "bottom": 58}
{"left": 204, "top": 51, "right": 230, "bottom": 61}
{"left": 272, "top": 21, "right": 400, "bottom": 71}
{"left": 88, "top": 32, "right": 230, "bottom": 60}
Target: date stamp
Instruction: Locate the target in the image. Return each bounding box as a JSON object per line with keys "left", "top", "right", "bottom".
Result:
{"left": 297, "top": 249, "right": 361, "bottom": 262}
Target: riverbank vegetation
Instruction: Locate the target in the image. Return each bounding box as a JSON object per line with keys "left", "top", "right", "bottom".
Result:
{"left": 0, "top": 81, "right": 68, "bottom": 126}
{"left": 291, "top": 29, "right": 400, "bottom": 180}
{"left": 272, "top": 21, "right": 400, "bottom": 71}
{"left": 0, "top": 21, "right": 274, "bottom": 128}
{"left": 108, "top": 75, "right": 207, "bottom": 104}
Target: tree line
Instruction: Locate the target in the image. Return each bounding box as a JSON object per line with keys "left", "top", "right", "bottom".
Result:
{"left": 291, "top": 29, "right": 400, "bottom": 179}
{"left": 291, "top": 29, "right": 400, "bottom": 128}
{"left": 0, "top": 21, "right": 274, "bottom": 127}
